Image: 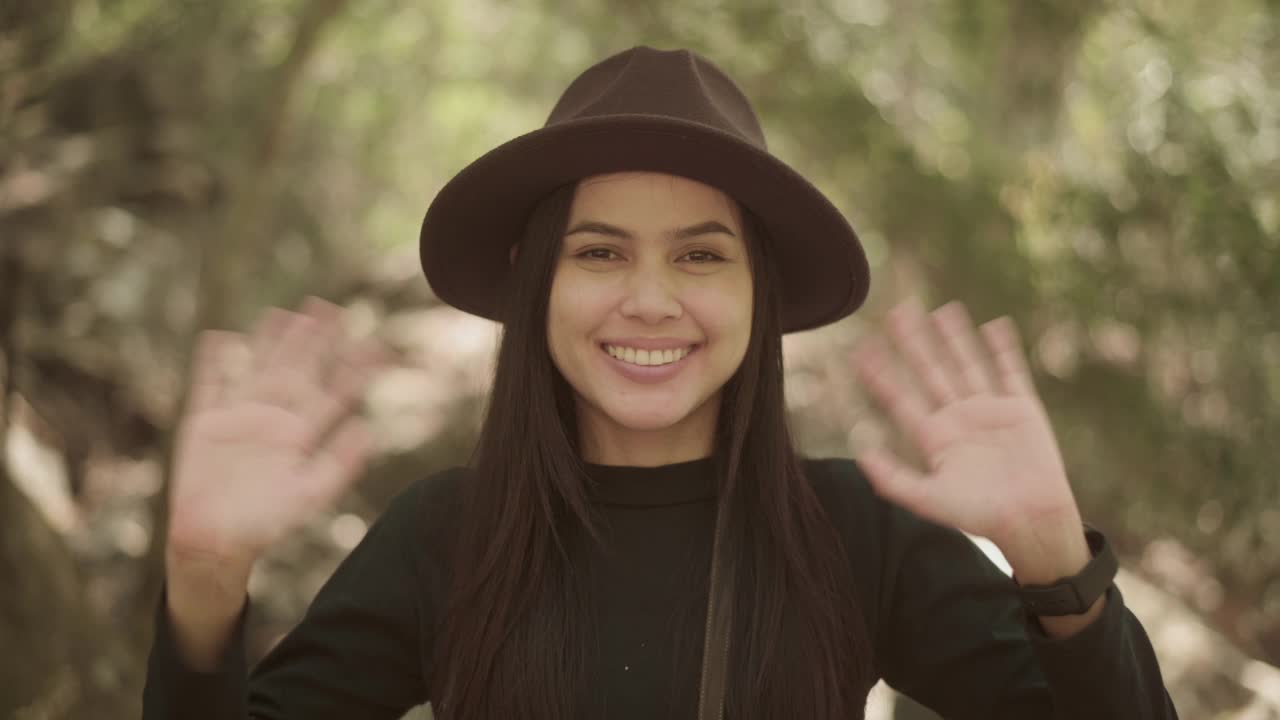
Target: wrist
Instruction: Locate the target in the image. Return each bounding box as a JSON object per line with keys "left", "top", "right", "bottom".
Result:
{"left": 164, "top": 564, "right": 249, "bottom": 672}
{"left": 1010, "top": 525, "right": 1116, "bottom": 634}
{"left": 165, "top": 543, "right": 255, "bottom": 602}
{"left": 996, "top": 513, "right": 1091, "bottom": 585}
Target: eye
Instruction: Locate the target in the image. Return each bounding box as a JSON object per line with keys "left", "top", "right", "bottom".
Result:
{"left": 576, "top": 247, "right": 620, "bottom": 261}
{"left": 681, "top": 249, "right": 726, "bottom": 264}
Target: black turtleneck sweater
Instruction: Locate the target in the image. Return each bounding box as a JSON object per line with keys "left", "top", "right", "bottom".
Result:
{"left": 142, "top": 457, "right": 1178, "bottom": 719}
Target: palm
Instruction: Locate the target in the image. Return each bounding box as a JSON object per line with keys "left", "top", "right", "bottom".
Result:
{"left": 172, "top": 405, "right": 333, "bottom": 557}
{"left": 850, "top": 299, "right": 1078, "bottom": 546}
{"left": 167, "top": 297, "right": 393, "bottom": 564}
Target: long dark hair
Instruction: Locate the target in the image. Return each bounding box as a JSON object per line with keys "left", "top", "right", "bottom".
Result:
{"left": 429, "top": 181, "right": 874, "bottom": 719}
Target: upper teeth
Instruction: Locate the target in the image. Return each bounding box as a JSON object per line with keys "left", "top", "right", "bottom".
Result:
{"left": 604, "top": 344, "right": 695, "bottom": 366}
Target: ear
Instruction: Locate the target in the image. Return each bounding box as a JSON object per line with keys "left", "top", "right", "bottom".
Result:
{"left": 508, "top": 243, "right": 520, "bottom": 266}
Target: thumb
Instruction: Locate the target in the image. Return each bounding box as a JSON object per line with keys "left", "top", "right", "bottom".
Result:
{"left": 857, "top": 447, "right": 930, "bottom": 516}
{"left": 299, "top": 417, "right": 374, "bottom": 508}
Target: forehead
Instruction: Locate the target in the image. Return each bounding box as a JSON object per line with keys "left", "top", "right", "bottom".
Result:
{"left": 570, "top": 172, "right": 742, "bottom": 225}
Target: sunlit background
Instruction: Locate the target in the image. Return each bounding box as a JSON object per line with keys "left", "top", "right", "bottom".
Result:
{"left": 2, "top": 0, "right": 1278, "bottom": 717}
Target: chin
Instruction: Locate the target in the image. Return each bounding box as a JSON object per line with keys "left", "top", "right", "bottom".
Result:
{"left": 601, "top": 404, "right": 692, "bottom": 432}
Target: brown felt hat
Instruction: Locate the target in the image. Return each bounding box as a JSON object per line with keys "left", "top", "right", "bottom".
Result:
{"left": 418, "top": 45, "right": 870, "bottom": 333}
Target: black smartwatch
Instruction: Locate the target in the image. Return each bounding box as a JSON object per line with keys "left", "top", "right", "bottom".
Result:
{"left": 1013, "top": 524, "right": 1118, "bottom": 616}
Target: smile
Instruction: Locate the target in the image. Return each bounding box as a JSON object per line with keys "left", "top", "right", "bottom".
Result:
{"left": 602, "top": 343, "right": 697, "bottom": 366}
{"left": 598, "top": 343, "right": 701, "bottom": 384}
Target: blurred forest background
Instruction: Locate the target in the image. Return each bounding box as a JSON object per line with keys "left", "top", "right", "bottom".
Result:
{"left": 1, "top": 0, "right": 1278, "bottom": 718}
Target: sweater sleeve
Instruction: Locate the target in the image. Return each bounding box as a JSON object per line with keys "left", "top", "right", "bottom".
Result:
{"left": 142, "top": 474, "right": 442, "bottom": 719}
{"left": 875, "top": 495, "right": 1179, "bottom": 719}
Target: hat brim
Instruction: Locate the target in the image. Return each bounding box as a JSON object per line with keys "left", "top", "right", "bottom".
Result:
{"left": 419, "top": 114, "right": 869, "bottom": 334}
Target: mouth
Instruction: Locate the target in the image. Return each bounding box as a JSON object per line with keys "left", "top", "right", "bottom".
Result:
{"left": 598, "top": 342, "right": 702, "bottom": 367}
{"left": 597, "top": 342, "right": 702, "bottom": 384}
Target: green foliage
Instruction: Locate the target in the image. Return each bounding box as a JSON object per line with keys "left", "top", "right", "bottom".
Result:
{"left": 2, "top": 0, "right": 1278, "bottom": 714}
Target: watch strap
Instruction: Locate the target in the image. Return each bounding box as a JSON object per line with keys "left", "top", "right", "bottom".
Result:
{"left": 1014, "top": 524, "right": 1118, "bottom": 616}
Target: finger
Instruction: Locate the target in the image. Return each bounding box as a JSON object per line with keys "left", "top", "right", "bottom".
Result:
{"left": 242, "top": 365, "right": 326, "bottom": 414}
{"left": 228, "top": 308, "right": 293, "bottom": 405}
{"left": 850, "top": 336, "right": 939, "bottom": 458}
{"left": 246, "top": 307, "right": 293, "bottom": 373}
{"left": 297, "top": 336, "right": 395, "bottom": 450}
{"left": 298, "top": 416, "right": 373, "bottom": 509}
{"left": 886, "top": 297, "right": 962, "bottom": 406}
{"left": 855, "top": 445, "right": 931, "bottom": 513}
{"left": 187, "top": 330, "right": 244, "bottom": 413}
{"left": 979, "top": 316, "right": 1037, "bottom": 397}
{"left": 241, "top": 303, "right": 330, "bottom": 410}
{"left": 930, "top": 301, "right": 996, "bottom": 395}
{"left": 292, "top": 296, "right": 347, "bottom": 381}
{"left": 352, "top": 333, "right": 397, "bottom": 380}
{"left": 261, "top": 309, "right": 322, "bottom": 373}
{"left": 321, "top": 335, "right": 395, "bottom": 402}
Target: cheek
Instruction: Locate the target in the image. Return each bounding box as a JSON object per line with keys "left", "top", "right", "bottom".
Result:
{"left": 548, "top": 275, "right": 607, "bottom": 351}
{"left": 685, "top": 283, "right": 753, "bottom": 342}
{"left": 546, "top": 278, "right": 574, "bottom": 366}
{"left": 551, "top": 266, "right": 594, "bottom": 310}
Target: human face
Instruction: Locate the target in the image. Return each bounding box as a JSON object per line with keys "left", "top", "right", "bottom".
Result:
{"left": 547, "top": 172, "right": 753, "bottom": 466}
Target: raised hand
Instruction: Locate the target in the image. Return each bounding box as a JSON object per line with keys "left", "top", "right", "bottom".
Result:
{"left": 848, "top": 297, "right": 1082, "bottom": 552}
{"left": 166, "top": 296, "right": 395, "bottom": 571}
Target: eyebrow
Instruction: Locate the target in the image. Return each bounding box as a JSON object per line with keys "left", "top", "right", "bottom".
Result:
{"left": 564, "top": 219, "right": 737, "bottom": 240}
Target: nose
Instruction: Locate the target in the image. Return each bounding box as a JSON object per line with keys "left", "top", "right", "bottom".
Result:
{"left": 619, "top": 266, "right": 683, "bottom": 324}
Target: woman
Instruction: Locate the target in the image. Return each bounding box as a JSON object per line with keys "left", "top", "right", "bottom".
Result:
{"left": 143, "top": 46, "right": 1178, "bottom": 719}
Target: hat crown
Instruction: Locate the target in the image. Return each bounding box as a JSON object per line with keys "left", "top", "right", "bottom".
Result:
{"left": 420, "top": 47, "right": 869, "bottom": 334}
{"left": 546, "top": 46, "right": 768, "bottom": 150}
